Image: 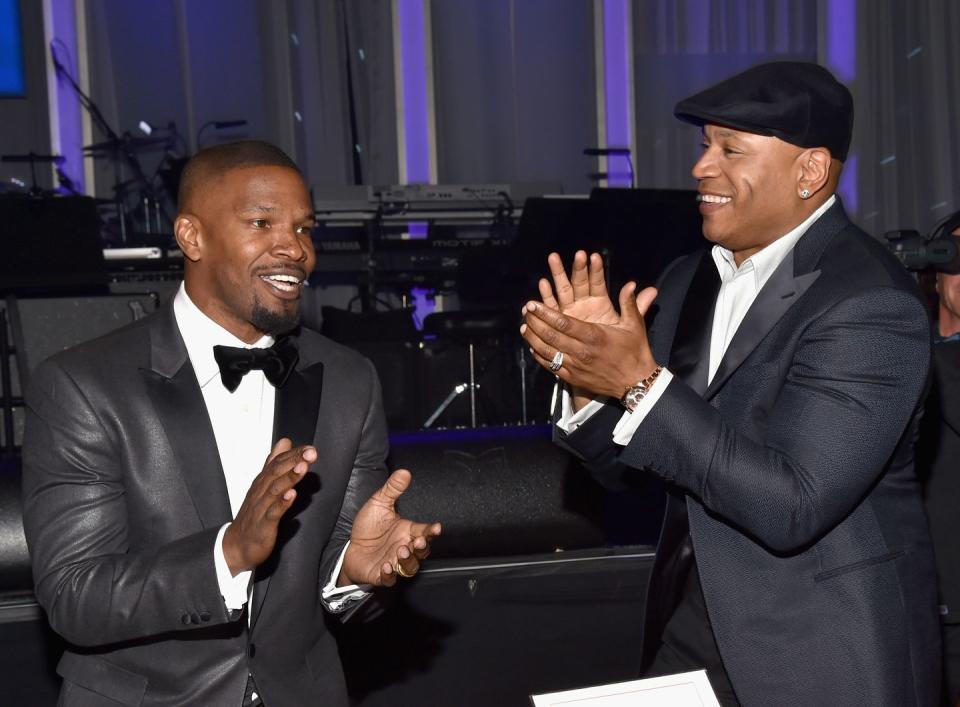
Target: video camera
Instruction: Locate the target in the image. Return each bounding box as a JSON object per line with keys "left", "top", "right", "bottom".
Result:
{"left": 885, "top": 210, "right": 960, "bottom": 274}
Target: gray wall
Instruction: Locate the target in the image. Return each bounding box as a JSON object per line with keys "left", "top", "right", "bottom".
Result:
{"left": 431, "top": 0, "right": 598, "bottom": 194}
{"left": 82, "top": 0, "right": 398, "bottom": 198}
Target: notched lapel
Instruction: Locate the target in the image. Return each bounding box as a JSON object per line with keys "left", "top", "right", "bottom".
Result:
{"left": 669, "top": 251, "right": 720, "bottom": 397}
{"left": 704, "top": 253, "right": 821, "bottom": 399}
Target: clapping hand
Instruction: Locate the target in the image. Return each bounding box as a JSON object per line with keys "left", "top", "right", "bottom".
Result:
{"left": 339, "top": 469, "right": 441, "bottom": 587}
{"left": 521, "top": 251, "right": 660, "bottom": 406}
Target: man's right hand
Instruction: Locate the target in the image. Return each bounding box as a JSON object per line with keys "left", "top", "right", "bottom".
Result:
{"left": 222, "top": 438, "right": 315, "bottom": 576}
{"left": 536, "top": 250, "right": 619, "bottom": 410}
{"left": 539, "top": 251, "right": 619, "bottom": 324}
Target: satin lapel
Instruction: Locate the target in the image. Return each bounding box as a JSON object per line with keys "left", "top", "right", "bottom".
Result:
{"left": 704, "top": 251, "right": 821, "bottom": 399}
{"left": 141, "top": 305, "right": 232, "bottom": 529}
{"left": 272, "top": 362, "right": 325, "bottom": 445}
{"left": 668, "top": 251, "right": 720, "bottom": 397}
{"left": 250, "top": 360, "right": 325, "bottom": 628}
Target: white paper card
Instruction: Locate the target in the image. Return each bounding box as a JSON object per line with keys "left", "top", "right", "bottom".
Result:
{"left": 530, "top": 669, "right": 721, "bottom": 707}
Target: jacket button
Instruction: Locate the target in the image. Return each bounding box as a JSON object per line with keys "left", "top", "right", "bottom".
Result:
{"left": 199, "top": 611, "right": 211, "bottom": 623}
{"left": 248, "top": 643, "right": 256, "bottom": 658}
{"left": 190, "top": 613, "right": 201, "bottom": 624}
{"left": 181, "top": 613, "right": 191, "bottom": 625}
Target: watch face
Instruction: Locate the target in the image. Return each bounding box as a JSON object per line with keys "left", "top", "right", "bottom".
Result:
{"left": 622, "top": 386, "right": 644, "bottom": 412}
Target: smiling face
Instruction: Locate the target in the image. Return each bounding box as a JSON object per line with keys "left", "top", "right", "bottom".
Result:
{"left": 693, "top": 124, "right": 815, "bottom": 263}
{"left": 175, "top": 164, "right": 316, "bottom": 343}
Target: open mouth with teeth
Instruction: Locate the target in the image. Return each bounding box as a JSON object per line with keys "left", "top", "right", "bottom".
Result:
{"left": 697, "top": 193, "right": 732, "bottom": 215}
{"left": 259, "top": 273, "right": 306, "bottom": 296}
{"left": 697, "top": 193, "right": 732, "bottom": 205}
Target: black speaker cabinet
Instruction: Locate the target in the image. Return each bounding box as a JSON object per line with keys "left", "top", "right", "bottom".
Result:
{"left": 0, "top": 195, "right": 108, "bottom": 295}
{"left": 0, "top": 293, "right": 158, "bottom": 448}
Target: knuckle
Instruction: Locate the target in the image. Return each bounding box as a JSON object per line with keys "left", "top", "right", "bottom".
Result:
{"left": 578, "top": 348, "right": 594, "bottom": 364}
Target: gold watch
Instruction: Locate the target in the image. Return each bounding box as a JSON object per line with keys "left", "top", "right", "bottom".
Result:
{"left": 620, "top": 366, "right": 663, "bottom": 412}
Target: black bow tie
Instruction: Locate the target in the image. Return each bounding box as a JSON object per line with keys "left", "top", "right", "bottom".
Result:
{"left": 213, "top": 337, "right": 299, "bottom": 392}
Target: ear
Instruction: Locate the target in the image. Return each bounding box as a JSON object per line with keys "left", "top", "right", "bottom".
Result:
{"left": 797, "top": 148, "right": 832, "bottom": 200}
{"left": 174, "top": 215, "right": 202, "bottom": 262}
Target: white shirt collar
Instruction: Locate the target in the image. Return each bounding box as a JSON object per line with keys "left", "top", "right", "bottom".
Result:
{"left": 172, "top": 283, "right": 274, "bottom": 388}
{"left": 711, "top": 194, "right": 837, "bottom": 288}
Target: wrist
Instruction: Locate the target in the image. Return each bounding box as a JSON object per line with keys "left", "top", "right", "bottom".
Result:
{"left": 222, "top": 526, "right": 248, "bottom": 577}
{"left": 620, "top": 364, "right": 663, "bottom": 412}
{"left": 337, "top": 544, "right": 357, "bottom": 587}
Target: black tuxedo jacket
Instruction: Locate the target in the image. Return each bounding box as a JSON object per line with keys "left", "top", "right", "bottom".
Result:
{"left": 558, "top": 201, "right": 940, "bottom": 705}
{"left": 22, "top": 302, "right": 387, "bottom": 706}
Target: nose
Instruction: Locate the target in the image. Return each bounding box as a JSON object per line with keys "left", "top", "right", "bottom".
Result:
{"left": 272, "top": 224, "right": 310, "bottom": 263}
{"left": 692, "top": 147, "right": 717, "bottom": 181}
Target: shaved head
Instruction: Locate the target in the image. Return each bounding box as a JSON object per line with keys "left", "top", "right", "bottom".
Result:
{"left": 177, "top": 140, "right": 300, "bottom": 213}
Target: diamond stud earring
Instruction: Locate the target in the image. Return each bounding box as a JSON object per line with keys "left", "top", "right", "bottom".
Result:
{"left": 800, "top": 188, "right": 811, "bottom": 199}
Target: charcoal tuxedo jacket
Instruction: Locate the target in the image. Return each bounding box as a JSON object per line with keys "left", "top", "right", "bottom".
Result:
{"left": 557, "top": 200, "right": 940, "bottom": 706}
{"left": 22, "top": 302, "right": 387, "bottom": 706}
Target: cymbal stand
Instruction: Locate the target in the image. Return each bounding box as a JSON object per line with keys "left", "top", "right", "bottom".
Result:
{"left": 51, "top": 45, "right": 157, "bottom": 241}
{"left": 423, "top": 342, "right": 479, "bottom": 428}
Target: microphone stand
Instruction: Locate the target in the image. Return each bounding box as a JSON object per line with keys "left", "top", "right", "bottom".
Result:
{"left": 51, "top": 44, "right": 158, "bottom": 243}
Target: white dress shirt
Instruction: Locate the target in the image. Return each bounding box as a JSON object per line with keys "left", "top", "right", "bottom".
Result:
{"left": 558, "top": 195, "right": 837, "bottom": 444}
{"left": 172, "top": 284, "right": 366, "bottom": 614}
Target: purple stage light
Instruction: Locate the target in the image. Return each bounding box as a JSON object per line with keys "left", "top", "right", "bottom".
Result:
{"left": 48, "top": 0, "right": 84, "bottom": 193}
{"left": 826, "top": 0, "right": 855, "bottom": 83}
{"left": 603, "top": 0, "right": 633, "bottom": 188}
{"left": 396, "top": 0, "right": 434, "bottom": 323}
{"left": 397, "top": 0, "right": 431, "bottom": 185}
{"left": 825, "top": 0, "right": 857, "bottom": 212}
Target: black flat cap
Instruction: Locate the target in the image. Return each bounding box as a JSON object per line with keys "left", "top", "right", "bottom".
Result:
{"left": 674, "top": 61, "right": 854, "bottom": 161}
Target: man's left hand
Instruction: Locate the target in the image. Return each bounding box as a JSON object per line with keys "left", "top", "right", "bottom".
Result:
{"left": 521, "top": 281, "right": 660, "bottom": 400}
{"left": 339, "top": 469, "right": 441, "bottom": 587}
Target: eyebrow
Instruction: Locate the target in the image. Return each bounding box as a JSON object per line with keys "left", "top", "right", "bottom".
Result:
{"left": 236, "top": 205, "right": 278, "bottom": 215}
{"left": 235, "top": 205, "right": 315, "bottom": 222}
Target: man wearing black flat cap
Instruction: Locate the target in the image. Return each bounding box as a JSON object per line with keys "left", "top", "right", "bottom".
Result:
{"left": 22, "top": 140, "right": 441, "bottom": 706}
{"left": 522, "top": 62, "right": 939, "bottom": 705}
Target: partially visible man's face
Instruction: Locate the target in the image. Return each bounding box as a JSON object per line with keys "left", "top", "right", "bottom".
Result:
{"left": 184, "top": 165, "right": 317, "bottom": 343}
{"left": 938, "top": 228, "right": 960, "bottom": 325}
{"left": 693, "top": 124, "right": 809, "bottom": 261}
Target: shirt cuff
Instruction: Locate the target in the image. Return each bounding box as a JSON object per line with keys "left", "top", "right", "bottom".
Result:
{"left": 321, "top": 541, "right": 372, "bottom": 613}
{"left": 214, "top": 523, "right": 252, "bottom": 610}
{"left": 556, "top": 387, "right": 606, "bottom": 434}
{"left": 611, "top": 368, "right": 674, "bottom": 445}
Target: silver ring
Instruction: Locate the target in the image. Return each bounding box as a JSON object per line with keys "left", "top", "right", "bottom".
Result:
{"left": 549, "top": 351, "right": 564, "bottom": 372}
